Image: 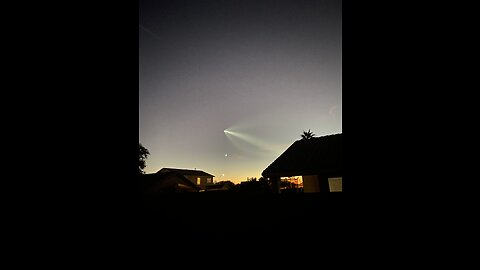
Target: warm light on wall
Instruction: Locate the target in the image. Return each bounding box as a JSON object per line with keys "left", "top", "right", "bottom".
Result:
{"left": 280, "top": 176, "right": 303, "bottom": 189}
{"left": 328, "top": 177, "right": 342, "bottom": 192}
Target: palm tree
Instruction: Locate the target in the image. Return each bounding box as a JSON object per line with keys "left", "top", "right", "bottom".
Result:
{"left": 301, "top": 129, "right": 315, "bottom": 140}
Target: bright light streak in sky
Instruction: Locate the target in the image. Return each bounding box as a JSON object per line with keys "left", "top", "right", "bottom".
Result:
{"left": 140, "top": 0, "right": 342, "bottom": 183}
{"left": 224, "top": 129, "right": 281, "bottom": 156}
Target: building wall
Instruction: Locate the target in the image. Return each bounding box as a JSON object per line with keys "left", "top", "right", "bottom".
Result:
{"left": 302, "top": 175, "right": 321, "bottom": 193}
{"left": 184, "top": 175, "right": 213, "bottom": 189}
{"left": 301, "top": 175, "right": 343, "bottom": 192}
{"left": 328, "top": 177, "right": 342, "bottom": 192}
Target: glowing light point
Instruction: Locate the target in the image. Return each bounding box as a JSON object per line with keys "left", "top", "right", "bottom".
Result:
{"left": 222, "top": 174, "right": 225, "bottom": 177}
{"left": 225, "top": 153, "right": 228, "bottom": 157}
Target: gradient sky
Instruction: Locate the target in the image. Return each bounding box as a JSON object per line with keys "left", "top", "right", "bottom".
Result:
{"left": 139, "top": 0, "right": 342, "bottom": 183}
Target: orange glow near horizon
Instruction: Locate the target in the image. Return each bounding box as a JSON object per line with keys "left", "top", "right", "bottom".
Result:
{"left": 144, "top": 168, "right": 263, "bottom": 184}
{"left": 281, "top": 176, "right": 303, "bottom": 189}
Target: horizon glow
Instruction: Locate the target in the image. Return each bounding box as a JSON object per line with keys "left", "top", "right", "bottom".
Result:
{"left": 140, "top": 0, "right": 342, "bottom": 183}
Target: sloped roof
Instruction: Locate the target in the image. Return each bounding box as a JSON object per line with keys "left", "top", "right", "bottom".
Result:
{"left": 143, "top": 171, "right": 200, "bottom": 193}
{"left": 205, "top": 182, "right": 234, "bottom": 191}
{"left": 158, "top": 168, "right": 214, "bottom": 177}
{"left": 262, "top": 133, "right": 342, "bottom": 178}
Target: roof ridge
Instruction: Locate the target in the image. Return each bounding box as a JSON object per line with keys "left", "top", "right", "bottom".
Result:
{"left": 263, "top": 133, "right": 342, "bottom": 177}
{"left": 157, "top": 167, "right": 215, "bottom": 177}
{"left": 294, "top": 132, "right": 342, "bottom": 142}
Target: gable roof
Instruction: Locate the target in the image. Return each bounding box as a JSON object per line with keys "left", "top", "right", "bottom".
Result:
{"left": 205, "top": 182, "right": 235, "bottom": 191}
{"left": 262, "top": 133, "right": 342, "bottom": 178}
{"left": 143, "top": 171, "right": 201, "bottom": 193}
{"left": 157, "top": 168, "right": 215, "bottom": 177}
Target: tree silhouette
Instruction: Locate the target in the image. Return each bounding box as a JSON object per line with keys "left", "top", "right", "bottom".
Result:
{"left": 301, "top": 129, "right": 316, "bottom": 140}
{"left": 139, "top": 143, "right": 150, "bottom": 174}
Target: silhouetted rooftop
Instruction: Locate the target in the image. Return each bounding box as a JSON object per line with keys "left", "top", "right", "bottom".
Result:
{"left": 143, "top": 171, "right": 200, "bottom": 192}
{"left": 205, "top": 184, "right": 224, "bottom": 189}
{"left": 205, "top": 182, "right": 235, "bottom": 191}
{"left": 158, "top": 168, "right": 215, "bottom": 177}
{"left": 262, "top": 133, "right": 342, "bottom": 178}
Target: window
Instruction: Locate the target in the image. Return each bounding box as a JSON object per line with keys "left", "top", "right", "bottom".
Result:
{"left": 280, "top": 176, "right": 303, "bottom": 190}
{"left": 207, "top": 178, "right": 212, "bottom": 184}
{"left": 196, "top": 177, "right": 201, "bottom": 185}
{"left": 328, "top": 177, "right": 342, "bottom": 192}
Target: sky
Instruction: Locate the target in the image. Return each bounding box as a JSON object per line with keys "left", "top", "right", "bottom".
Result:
{"left": 139, "top": 0, "right": 342, "bottom": 183}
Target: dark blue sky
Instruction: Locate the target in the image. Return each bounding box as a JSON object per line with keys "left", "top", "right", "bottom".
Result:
{"left": 139, "top": 0, "right": 342, "bottom": 182}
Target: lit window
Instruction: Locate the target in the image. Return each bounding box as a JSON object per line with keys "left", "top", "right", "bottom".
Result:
{"left": 197, "top": 177, "right": 201, "bottom": 185}
{"left": 207, "top": 178, "right": 212, "bottom": 183}
{"left": 280, "top": 176, "right": 303, "bottom": 189}
{"left": 328, "top": 177, "right": 342, "bottom": 192}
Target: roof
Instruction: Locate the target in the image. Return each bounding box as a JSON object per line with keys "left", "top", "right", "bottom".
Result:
{"left": 205, "top": 184, "right": 228, "bottom": 191}
{"left": 143, "top": 171, "right": 200, "bottom": 192}
{"left": 157, "top": 168, "right": 215, "bottom": 177}
{"left": 262, "top": 133, "right": 342, "bottom": 178}
{"left": 205, "top": 182, "right": 235, "bottom": 191}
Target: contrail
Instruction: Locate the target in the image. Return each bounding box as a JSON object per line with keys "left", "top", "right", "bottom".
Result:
{"left": 139, "top": 24, "right": 161, "bottom": 40}
{"left": 224, "top": 129, "right": 282, "bottom": 156}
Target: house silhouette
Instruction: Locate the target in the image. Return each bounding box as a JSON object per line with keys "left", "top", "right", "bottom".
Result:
{"left": 262, "top": 133, "right": 342, "bottom": 193}
{"left": 157, "top": 168, "right": 215, "bottom": 190}
{"left": 143, "top": 171, "right": 200, "bottom": 193}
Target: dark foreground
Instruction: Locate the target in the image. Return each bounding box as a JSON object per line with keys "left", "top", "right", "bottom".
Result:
{"left": 144, "top": 192, "right": 351, "bottom": 243}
